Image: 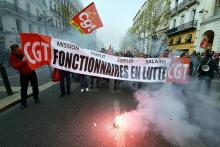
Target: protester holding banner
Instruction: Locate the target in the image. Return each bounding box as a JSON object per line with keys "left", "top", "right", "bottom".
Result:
{"left": 9, "top": 44, "right": 40, "bottom": 109}
{"left": 59, "top": 70, "right": 71, "bottom": 97}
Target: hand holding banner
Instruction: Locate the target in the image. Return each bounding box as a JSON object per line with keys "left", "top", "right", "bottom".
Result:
{"left": 70, "top": 2, "right": 103, "bottom": 34}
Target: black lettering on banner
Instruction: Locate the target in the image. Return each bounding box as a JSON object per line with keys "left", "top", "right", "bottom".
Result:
{"left": 94, "top": 59, "right": 101, "bottom": 73}
{"left": 147, "top": 67, "right": 153, "bottom": 80}
{"left": 59, "top": 51, "right": 65, "bottom": 66}
{"left": 135, "top": 66, "right": 141, "bottom": 80}
{"left": 100, "top": 61, "right": 107, "bottom": 75}
{"left": 124, "top": 65, "right": 129, "bottom": 79}
{"left": 72, "top": 54, "right": 79, "bottom": 70}
{"left": 88, "top": 57, "right": 95, "bottom": 73}
{"left": 65, "top": 52, "right": 73, "bottom": 68}
{"left": 111, "top": 64, "right": 115, "bottom": 76}
{"left": 114, "top": 65, "right": 119, "bottom": 77}
{"left": 131, "top": 66, "right": 136, "bottom": 79}
{"left": 158, "top": 67, "right": 162, "bottom": 80}
{"left": 57, "top": 41, "right": 79, "bottom": 50}
{"left": 143, "top": 67, "right": 146, "bottom": 80}
{"left": 57, "top": 41, "right": 62, "bottom": 47}
{"left": 119, "top": 65, "right": 124, "bottom": 78}
{"left": 153, "top": 67, "right": 157, "bottom": 80}
{"left": 106, "top": 63, "right": 112, "bottom": 76}
{"left": 84, "top": 56, "right": 89, "bottom": 72}
{"left": 53, "top": 49, "right": 58, "bottom": 64}
{"left": 162, "top": 67, "right": 167, "bottom": 80}
{"left": 79, "top": 55, "right": 85, "bottom": 71}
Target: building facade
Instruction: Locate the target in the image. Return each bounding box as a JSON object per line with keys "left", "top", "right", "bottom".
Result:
{"left": 0, "top": 0, "right": 84, "bottom": 53}
{"left": 195, "top": 0, "right": 220, "bottom": 53}
{"left": 133, "top": 1, "right": 147, "bottom": 54}
{"left": 166, "top": 0, "right": 200, "bottom": 55}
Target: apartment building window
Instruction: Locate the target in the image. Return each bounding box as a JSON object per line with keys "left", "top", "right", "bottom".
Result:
{"left": 176, "top": 37, "right": 181, "bottom": 44}
{"left": 16, "top": 19, "right": 22, "bottom": 33}
{"left": 173, "top": 19, "right": 177, "bottom": 28}
{"left": 180, "top": 15, "right": 185, "bottom": 24}
{"left": 169, "top": 38, "right": 173, "bottom": 45}
{"left": 50, "top": 1, "right": 52, "bottom": 10}
{"left": 13, "top": 0, "right": 19, "bottom": 9}
{"left": 175, "top": 0, "right": 178, "bottom": 7}
{"left": 54, "top": 4, "right": 57, "bottom": 11}
{"left": 191, "top": 9, "right": 196, "bottom": 21}
{"left": 185, "top": 34, "right": 192, "bottom": 43}
{"left": 168, "top": 1, "right": 171, "bottom": 9}
{"left": 56, "top": 21, "right": 58, "bottom": 28}
{"left": 216, "top": 0, "right": 220, "bottom": 7}
{"left": 42, "top": 0, "right": 47, "bottom": 8}
{"left": 0, "top": 17, "right": 3, "bottom": 31}
{"left": 38, "top": 26, "right": 42, "bottom": 34}
{"left": 29, "top": 24, "right": 33, "bottom": 32}
{"left": 26, "top": 3, "right": 30, "bottom": 15}
{"left": 36, "top": 9, "right": 39, "bottom": 17}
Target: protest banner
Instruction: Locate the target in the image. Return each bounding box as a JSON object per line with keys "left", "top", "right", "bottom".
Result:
{"left": 20, "top": 33, "right": 189, "bottom": 84}
{"left": 70, "top": 2, "right": 103, "bottom": 34}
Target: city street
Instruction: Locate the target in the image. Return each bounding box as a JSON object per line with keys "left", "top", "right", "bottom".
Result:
{"left": 0, "top": 77, "right": 220, "bottom": 147}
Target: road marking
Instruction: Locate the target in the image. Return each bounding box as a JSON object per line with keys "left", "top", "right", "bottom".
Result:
{"left": 114, "top": 100, "right": 125, "bottom": 147}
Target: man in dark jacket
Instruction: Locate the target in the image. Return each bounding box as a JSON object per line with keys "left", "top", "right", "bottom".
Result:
{"left": 9, "top": 44, "right": 40, "bottom": 109}
{"left": 197, "top": 51, "right": 218, "bottom": 95}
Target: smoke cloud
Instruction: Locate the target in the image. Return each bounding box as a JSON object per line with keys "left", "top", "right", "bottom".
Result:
{"left": 117, "top": 82, "right": 220, "bottom": 146}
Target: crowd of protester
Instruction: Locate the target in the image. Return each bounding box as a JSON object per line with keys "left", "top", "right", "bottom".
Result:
{"left": 8, "top": 44, "right": 220, "bottom": 110}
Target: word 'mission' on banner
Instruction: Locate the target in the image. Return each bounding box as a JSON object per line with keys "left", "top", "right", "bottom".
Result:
{"left": 20, "top": 33, "right": 190, "bottom": 84}
{"left": 70, "top": 2, "right": 103, "bottom": 34}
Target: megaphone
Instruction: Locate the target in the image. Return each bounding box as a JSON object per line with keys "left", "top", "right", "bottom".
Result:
{"left": 202, "top": 65, "right": 210, "bottom": 72}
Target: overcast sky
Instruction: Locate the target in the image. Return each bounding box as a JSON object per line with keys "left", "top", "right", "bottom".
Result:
{"left": 81, "top": 0, "right": 145, "bottom": 50}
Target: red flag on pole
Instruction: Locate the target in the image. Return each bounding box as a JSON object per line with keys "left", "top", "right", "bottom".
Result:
{"left": 70, "top": 2, "right": 103, "bottom": 34}
{"left": 200, "top": 37, "right": 208, "bottom": 49}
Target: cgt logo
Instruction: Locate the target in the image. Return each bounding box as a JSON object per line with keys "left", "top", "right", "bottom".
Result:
{"left": 20, "top": 33, "right": 52, "bottom": 70}
{"left": 166, "top": 58, "right": 190, "bottom": 84}
{"left": 79, "top": 12, "right": 96, "bottom": 33}
{"left": 24, "top": 42, "right": 50, "bottom": 64}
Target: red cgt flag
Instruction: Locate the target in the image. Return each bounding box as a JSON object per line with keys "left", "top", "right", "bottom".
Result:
{"left": 70, "top": 2, "right": 103, "bottom": 34}
{"left": 200, "top": 37, "right": 208, "bottom": 49}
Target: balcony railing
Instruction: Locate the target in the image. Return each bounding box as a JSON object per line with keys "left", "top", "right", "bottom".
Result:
{"left": 169, "top": 0, "right": 197, "bottom": 16}
{"left": 166, "top": 20, "right": 198, "bottom": 35}
{"left": 0, "top": 1, "right": 38, "bottom": 22}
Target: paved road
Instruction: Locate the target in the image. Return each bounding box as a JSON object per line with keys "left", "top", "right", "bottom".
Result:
{"left": 0, "top": 82, "right": 176, "bottom": 147}
{"left": 0, "top": 80, "right": 220, "bottom": 147}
